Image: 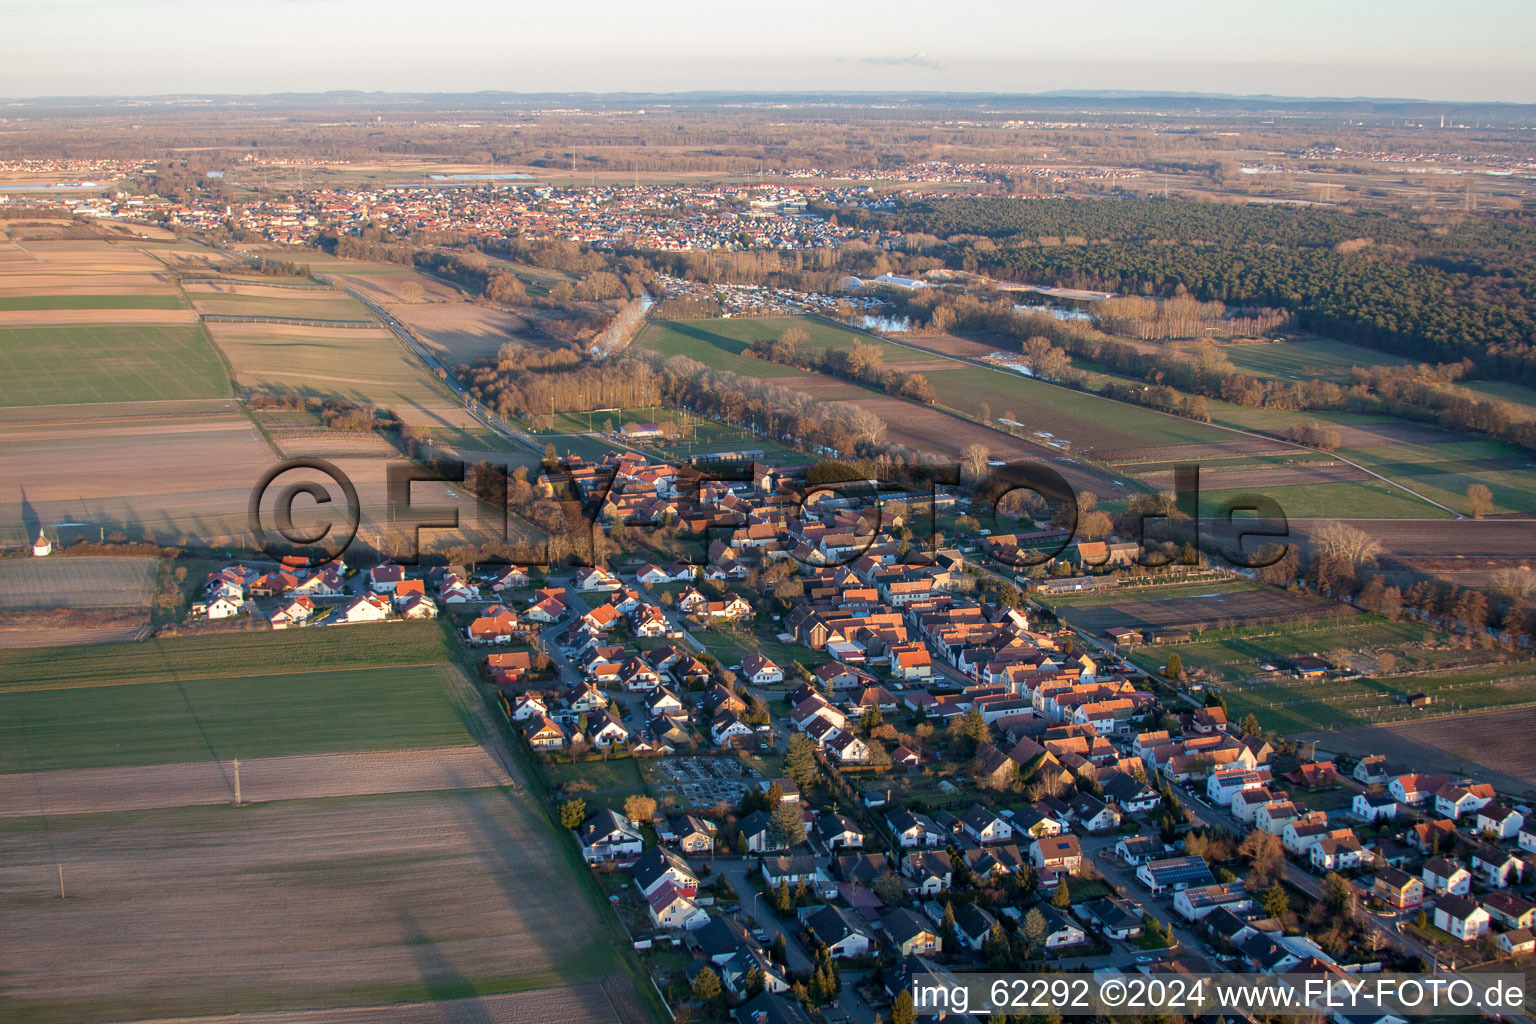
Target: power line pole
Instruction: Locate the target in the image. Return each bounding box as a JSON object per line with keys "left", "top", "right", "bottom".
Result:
{"left": 233, "top": 758, "right": 242, "bottom": 805}
{"left": 57, "top": 864, "right": 66, "bottom": 900}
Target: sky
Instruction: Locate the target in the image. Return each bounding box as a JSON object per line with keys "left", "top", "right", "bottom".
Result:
{"left": 2, "top": 0, "right": 1534, "bottom": 102}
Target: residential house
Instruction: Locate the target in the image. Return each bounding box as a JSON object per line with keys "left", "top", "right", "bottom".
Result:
{"left": 1422, "top": 857, "right": 1472, "bottom": 896}
{"left": 1352, "top": 791, "right": 1400, "bottom": 823}
{"left": 1174, "top": 882, "right": 1253, "bottom": 922}
{"left": 739, "top": 653, "right": 784, "bottom": 686}
{"left": 632, "top": 847, "right": 699, "bottom": 899}
{"left": 1310, "top": 833, "right": 1371, "bottom": 871}
{"left": 1372, "top": 867, "right": 1423, "bottom": 910}
{"left": 888, "top": 807, "right": 943, "bottom": 848}
{"left": 960, "top": 803, "right": 1013, "bottom": 845}
{"left": 576, "top": 809, "right": 643, "bottom": 863}
{"left": 1483, "top": 891, "right": 1536, "bottom": 930}
{"left": 647, "top": 882, "right": 709, "bottom": 930}
{"left": 1076, "top": 897, "right": 1144, "bottom": 941}
{"left": 1476, "top": 802, "right": 1524, "bottom": 840}
{"left": 1497, "top": 928, "right": 1535, "bottom": 957}
{"left": 813, "top": 813, "right": 864, "bottom": 850}
{"left": 803, "top": 904, "right": 874, "bottom": 958}
{"left": 1030, "top": 836, "right": 1083, "bottom": 874}
{"left": 1432, "top": 895, "right": 1490, "bottom": 942}
{"left": 1436, "top": 782, "right": 1496, "bottom": 820}
{"left": 881, "top": 908, "right": 941, "bottom": 956}
{"left": 1037, "top": 905, "right": 1088, "bottom": 950}
{"left": 953, "top": 903, "right": 1000, "bottom": 952}
{"left": 901, "top": 851, "right": 953, "bottom": 895}
{"left": 1138, "top": 855, "right": 1215, "bottom": 895}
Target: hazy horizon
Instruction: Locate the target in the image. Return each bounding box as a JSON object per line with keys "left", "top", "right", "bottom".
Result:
{"left": 2, "top": 0, "right": 1533, "bottom": 104}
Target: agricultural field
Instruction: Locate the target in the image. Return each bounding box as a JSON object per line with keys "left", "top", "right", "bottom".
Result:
{"left": 0, "top": 294, "right": 185, "bottom": 311}
{"left": 0, "top": 663, "right": 478, "bottom": 772}
{"left": 391, "top": 301, "right": 537, "bottom": 364}
{"left": 0, "top": 324, "right": 231, "bottom": 406}
{"left": 0, "top": 790, "right": 643, "bottom": 1024}
{"left": 204, "top": 321, "right": 473, "bottom": 432}
{"left": 1336, "top": 434, "right": 1536, "bottom": 516}
{"left": 1210, "top": 337, "right": 1411, "bottom": 382}
{"left": 636, "top": 317, "right": 815, "bottom": 378}
{"left": 921, "top": 364, "right": 1245, "bottom": 456}
{"left": 1462, "top": 379, "right": 1536, "bottom": 410}
{"left": 1050, "top": 578, "right": 1337, "bottom": 635}
{"left": 0, "top": 615, "right": 644, "bottom": 1023}
{"left": 1231, "top": 665, "right": 1536, "bottom": 743}
{"left": 0, "top": 411, "right": 277, "bottom": 549}
{"left": 0, "top": 620, "right": 450, "bottom": 693}
{"left": 1300, "top": 703, "right": 1536, "bottom": 794}
{"left": 184, "top": 281, "right": 376, "bottom": 321}
{"left": 0, "top": 556, "right": 158, "bottom": 611}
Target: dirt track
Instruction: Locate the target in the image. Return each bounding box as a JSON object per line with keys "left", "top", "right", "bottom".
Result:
{"left": 0, "top": 745, "right": 518, "bottom": 817}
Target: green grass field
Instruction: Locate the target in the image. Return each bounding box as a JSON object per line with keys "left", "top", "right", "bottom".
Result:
{"left": 1214, "top": 338, "right": 1410, "bottom": 381}
{"left": 1128, "top": 617, "right": 1432, "bottom": 683}
{"left": 922, "top": 365, "right": 1238, "bottom": 453}
{"left": 0, "top": 323, "right": 230, "bottom": 406}
{"left": 539, "top": 405, "right": 678, "bottom": 435}
{"left": 1202, "top": 480, "right": 1447, "bottom": 519}
{"left": 1225, "top": 666, "right": 1536, "bottom": 734}
{"left": 0, "top": 663, "right": 477, "bottom": 772}
{"left": 636, "top": 318, "right": 814, "bottom": 378}
{"left": 0, "top": 294, "right": 185, "bottom": 311}
{"left": 1337, "top": 439, "right": 1536, "bottom": 516}
{"left": 1462, "top": 380, "right": 1536, "bottom": 409}
{"left": 0, "top": 621, "right": 450, "bottom": 694}
{"left": 693, "top": 625, "right": 832, "bottom": 672}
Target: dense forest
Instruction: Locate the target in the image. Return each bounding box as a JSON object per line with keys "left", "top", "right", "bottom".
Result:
{"left": 853, "top": 197, "right": 1536, "bottom": 384}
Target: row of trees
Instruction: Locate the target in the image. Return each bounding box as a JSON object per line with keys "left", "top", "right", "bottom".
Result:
{"left": 745, "top": 328, "right": 937, "bottom": 404}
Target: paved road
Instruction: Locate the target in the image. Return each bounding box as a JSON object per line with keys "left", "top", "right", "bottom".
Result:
{"left": 709, "top": 858, "right": 815, "bottom": 975}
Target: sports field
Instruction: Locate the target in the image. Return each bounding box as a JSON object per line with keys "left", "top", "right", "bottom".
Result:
{"left": 0, "top": 323, "right": 231, "bottom": 405}
{"left": 1227, "top": 665, "right": 1536, "bottom": 736}
{"left": 1052, "top": 579, "right": 1338, "bottom": 635}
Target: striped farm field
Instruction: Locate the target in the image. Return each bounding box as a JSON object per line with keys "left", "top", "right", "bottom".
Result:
{"left": 0, "top": 294, "right": 185, "bottom": 311}
{"left": 0, "top": 323, "right": 230, "bottom": 406}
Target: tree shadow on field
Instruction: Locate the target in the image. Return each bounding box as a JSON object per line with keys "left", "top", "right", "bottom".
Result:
{"left": 396, "top": 907, "right": 493, "bottom": 1023}
{"left": 443, "top": 775, "right": 636, "bottom": 1022}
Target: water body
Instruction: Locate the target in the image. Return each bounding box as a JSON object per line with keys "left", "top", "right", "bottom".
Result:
{"left": 1013, "top": 302, "right": 1092, "bottom": 322}
{"left": 0, "top": 182, "right": 106, "bottom": 192}
{"left": 854, "top": 314, "right": 914, "bottom": 332}
{"left": 427, "top": 172, "right": 534, "bottom": 181}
